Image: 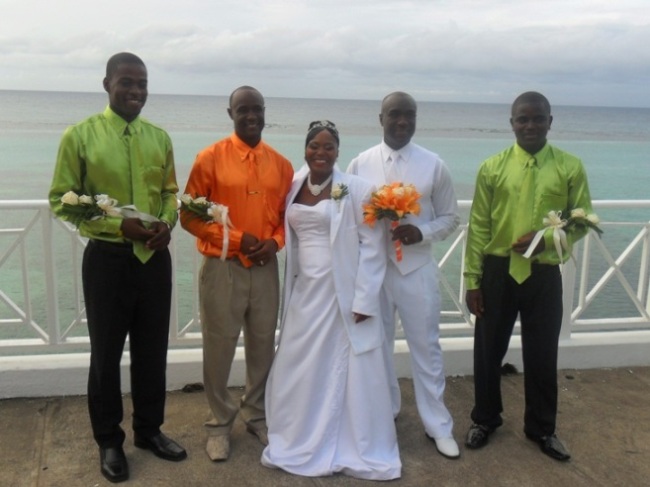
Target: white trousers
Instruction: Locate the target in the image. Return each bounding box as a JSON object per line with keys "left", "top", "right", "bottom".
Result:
{"left": 380, "top": 260, "right": 454, "bottom": 439}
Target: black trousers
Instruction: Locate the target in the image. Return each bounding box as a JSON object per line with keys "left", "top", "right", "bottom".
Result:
{"left": 471, "top": 255, "right": 563, "bottom": 438}
{"left": 82, "top": 240, "right": 172, "bottom": 448}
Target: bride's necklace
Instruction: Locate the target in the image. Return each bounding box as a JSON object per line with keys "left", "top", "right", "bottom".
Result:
{"left": 307, "top": 173, "right": 333, "bottom": 196}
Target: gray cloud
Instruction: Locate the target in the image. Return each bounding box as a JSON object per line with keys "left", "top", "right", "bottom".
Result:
{"left": 0, "top": 0, "right": 648, "bottom": 106}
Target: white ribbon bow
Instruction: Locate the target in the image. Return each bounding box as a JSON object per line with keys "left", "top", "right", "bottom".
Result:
{"left": 523, "top": 210, "right": 573, "bottom": 263}
{"left": 207, "top": 204, "right": 234, "bottom": 261}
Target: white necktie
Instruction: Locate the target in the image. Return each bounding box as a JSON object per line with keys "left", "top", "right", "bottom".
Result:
{"left": 387, "top": 151, "right": 401, "bottom": 182}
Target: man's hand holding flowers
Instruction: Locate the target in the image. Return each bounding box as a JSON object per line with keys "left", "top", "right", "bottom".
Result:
{"left": 512, "top": 231, "right": 545, "bottom": 256}
{"left": 180, "top": 193, "right": 235, "bottom": 261}
{"left": 363, "top": 182, "right": 422, "bottom": 261}
{"left": 391, "top": 223, "right": 423, "bottom": 246}
{"left": 522, "top": 208, "right": 603, "bottom": 262}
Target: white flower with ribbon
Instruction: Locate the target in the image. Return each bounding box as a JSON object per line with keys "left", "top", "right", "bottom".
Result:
{"left": 95, "top": 194, "right": 159, "bottom": 222}
{"left": 61, "top": 191, "right": 159, "bottom": 225}
{"left": 523, "top": 208, "right": 603, "bottom": 263}
{"left": 523, "top": 210, "right": 570, "bottom": 263}
{"left": 180, "top": 194, "right": 234, "bottom": 261}
{"left": 94, "top": 194, "right": 120, "bottom": 217}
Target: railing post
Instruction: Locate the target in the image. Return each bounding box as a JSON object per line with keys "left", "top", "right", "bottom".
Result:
{"left": 642, "top": 222, "right": 650, "bottom": 314}
{"left": 42, "top": 208, "right": 60, "bottom": 345}
{"left": 2, "top": 199, "right": 650, "bottom": 357}
{"left": 169, "top": 229, "right": 179, "bottom": 344}
{"left": 560, "top": 242, "right": 578, "bottom": 340}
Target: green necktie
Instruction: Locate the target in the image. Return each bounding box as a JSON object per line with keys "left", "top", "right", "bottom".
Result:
{"left": 509, "top": 157, "right": 537, "bottom": 283}
{"left": 125, "top": 125, "right": 154, "bottom": 264}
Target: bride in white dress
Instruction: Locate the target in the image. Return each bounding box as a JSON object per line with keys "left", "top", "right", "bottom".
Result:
{"left": 261, "top": 121, "right": 401, "bottom": 480}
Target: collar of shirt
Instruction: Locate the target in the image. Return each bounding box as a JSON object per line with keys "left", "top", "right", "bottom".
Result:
{"left": 103, "top": 106, "right": 142, "bottom": 136}
{"left": 230, "top": 132, "right": 263, "bottom": 163}
{"left": 380, "top": 140, "right": 411, "bottom": 165}
{"left": 513, "top": 142, "right": 551, "bottom": 168}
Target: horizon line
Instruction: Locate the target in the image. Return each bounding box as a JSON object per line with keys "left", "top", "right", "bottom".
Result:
{"left": 1, "top": 88, "right": 647, "bottom": 111}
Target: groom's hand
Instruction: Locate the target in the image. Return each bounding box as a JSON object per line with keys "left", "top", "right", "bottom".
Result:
{"left": 146, "top": 221, "right": 172, "bottom": 250}
{"left": 512, "top": 231, "right": 545, "bottom": 255}
{"left": 121, "top": 218, "right": 155, "bottom": 242}
{"left": 391, "top": 224, "right": 422, "bottom": 245}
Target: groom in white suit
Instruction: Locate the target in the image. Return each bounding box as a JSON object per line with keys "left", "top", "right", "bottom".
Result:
{"left": 347, "top": 92, "right": 461, "bottom": 459}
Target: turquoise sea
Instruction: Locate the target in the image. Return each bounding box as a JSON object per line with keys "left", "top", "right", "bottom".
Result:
{"left": 0, "top": 90, "right": 649, "bottom": 342}
{"left": 1, "top": 89, "right": 649, "bottom": 201}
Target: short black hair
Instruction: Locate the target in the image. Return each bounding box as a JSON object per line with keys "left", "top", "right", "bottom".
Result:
{"left": 512, "top": 91, "right": 551, "bottom": 115}
{"left": 229, "top": 85, "right": 261, "bottom": 108}
{"left": 105, "top": 52, "right": 145, "bottom": 79}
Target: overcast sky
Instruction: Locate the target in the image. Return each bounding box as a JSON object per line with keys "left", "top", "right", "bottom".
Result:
{"left": 1, "top": 0, "right": 648, "bottom": 107}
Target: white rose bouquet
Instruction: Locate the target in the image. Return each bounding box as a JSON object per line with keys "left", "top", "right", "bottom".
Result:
{"left": 60, "top": 191, "right": 119, "bottom": 224}
{"left": 179, "top": 194, "right": 232, "bottom": 226}
{"left": 564, "top": 208, "right": 604, "bottom": 237}
{"left": 523, "top": 208, "right": 603, "bottom": 263}
{"left": 180, "top": 194, "right": 234, "bottom": 260}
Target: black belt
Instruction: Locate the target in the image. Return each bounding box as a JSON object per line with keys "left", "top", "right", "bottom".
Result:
{"left": 88, "top": 239, "right": 133, "bottom": 255}
{"left": 485, "top": 254, "right": 559, "bottom": 269}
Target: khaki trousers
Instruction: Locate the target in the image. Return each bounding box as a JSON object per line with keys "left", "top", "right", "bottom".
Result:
{"left": 199, "top": 255, "right": 279, "bottom": 436}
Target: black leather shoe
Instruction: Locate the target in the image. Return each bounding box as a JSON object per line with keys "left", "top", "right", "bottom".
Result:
{"left": 100, "top": 446, "right": 128, "bottom": 483}
{"left": 465, "top": 424, "right": 494, "bottom": 449}
{"left": 526, "top": 433, "right": 571, "bottom": 461}
{"left": 134, "top": 432, "right": 187, "bottom": 461}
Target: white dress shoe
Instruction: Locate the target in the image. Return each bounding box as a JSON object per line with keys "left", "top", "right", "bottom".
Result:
{"left": 427, "top": 434, "right": 460, "bottom": 459}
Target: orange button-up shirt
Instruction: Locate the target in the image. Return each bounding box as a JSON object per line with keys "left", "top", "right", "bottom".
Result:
{"left": 181, "top": 133, "right": 293, "bottom": 266}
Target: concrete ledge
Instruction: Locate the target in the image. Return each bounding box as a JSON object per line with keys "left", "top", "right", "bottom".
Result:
{"left": 2, "top": 331, "right": 650, "bottom": 398}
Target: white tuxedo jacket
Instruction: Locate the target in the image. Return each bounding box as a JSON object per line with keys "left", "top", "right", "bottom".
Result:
{"left": 347, "top": 141, "right": 460, "bottom": 275}
{"left": 280, "top": 168, "right": 387, "bottom": 355}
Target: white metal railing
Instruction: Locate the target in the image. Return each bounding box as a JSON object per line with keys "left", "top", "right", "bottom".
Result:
{"left": 1, "top": 200, "right": 649, "bottom": 356}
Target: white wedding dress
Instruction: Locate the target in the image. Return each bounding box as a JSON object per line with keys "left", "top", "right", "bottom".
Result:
{"left": 261, "top": 201, "right": 401, "bottom": 480}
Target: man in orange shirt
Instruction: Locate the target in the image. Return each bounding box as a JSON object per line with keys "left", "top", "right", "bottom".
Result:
{"left": 181, "top": 86, "right": 293, "bottom": 462}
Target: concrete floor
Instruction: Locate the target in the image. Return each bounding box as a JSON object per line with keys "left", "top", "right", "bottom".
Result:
{"left": 1, "top": 367, "right": 648, "bottom": 487}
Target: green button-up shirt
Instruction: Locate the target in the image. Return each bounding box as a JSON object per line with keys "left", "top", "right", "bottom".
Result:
{"left": 464, "top": 142, "right": 593, "bottom": 290}
{"left": 49, "top": 106, "right": 179, "bottom": 262}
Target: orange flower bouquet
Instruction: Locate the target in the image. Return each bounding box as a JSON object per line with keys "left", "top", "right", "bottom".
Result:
{"left": 363, "top": 182, "right": 421, "bottom": 261}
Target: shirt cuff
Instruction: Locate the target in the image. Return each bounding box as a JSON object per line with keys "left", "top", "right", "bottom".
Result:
{"left": 465, "top": 276, "right": 481, "bottom": 290}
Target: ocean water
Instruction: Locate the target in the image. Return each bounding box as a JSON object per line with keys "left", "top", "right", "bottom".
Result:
{"left": 1, "top": 90, "right": 649, "bottom": 339}
{"left": 1, "top": 89, "right": 649, "bottom": 201}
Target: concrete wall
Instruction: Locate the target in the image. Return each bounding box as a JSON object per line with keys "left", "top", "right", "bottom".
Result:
{"left": 2, "top": 331, "right": 650, "bottom": 399}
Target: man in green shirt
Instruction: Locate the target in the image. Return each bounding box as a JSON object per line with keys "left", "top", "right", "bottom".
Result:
{"left": 463, "top": 92, "right": 593, "bottom": 461}
{"left": 49, "top": 52, "right": 186, "bottom": 483}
